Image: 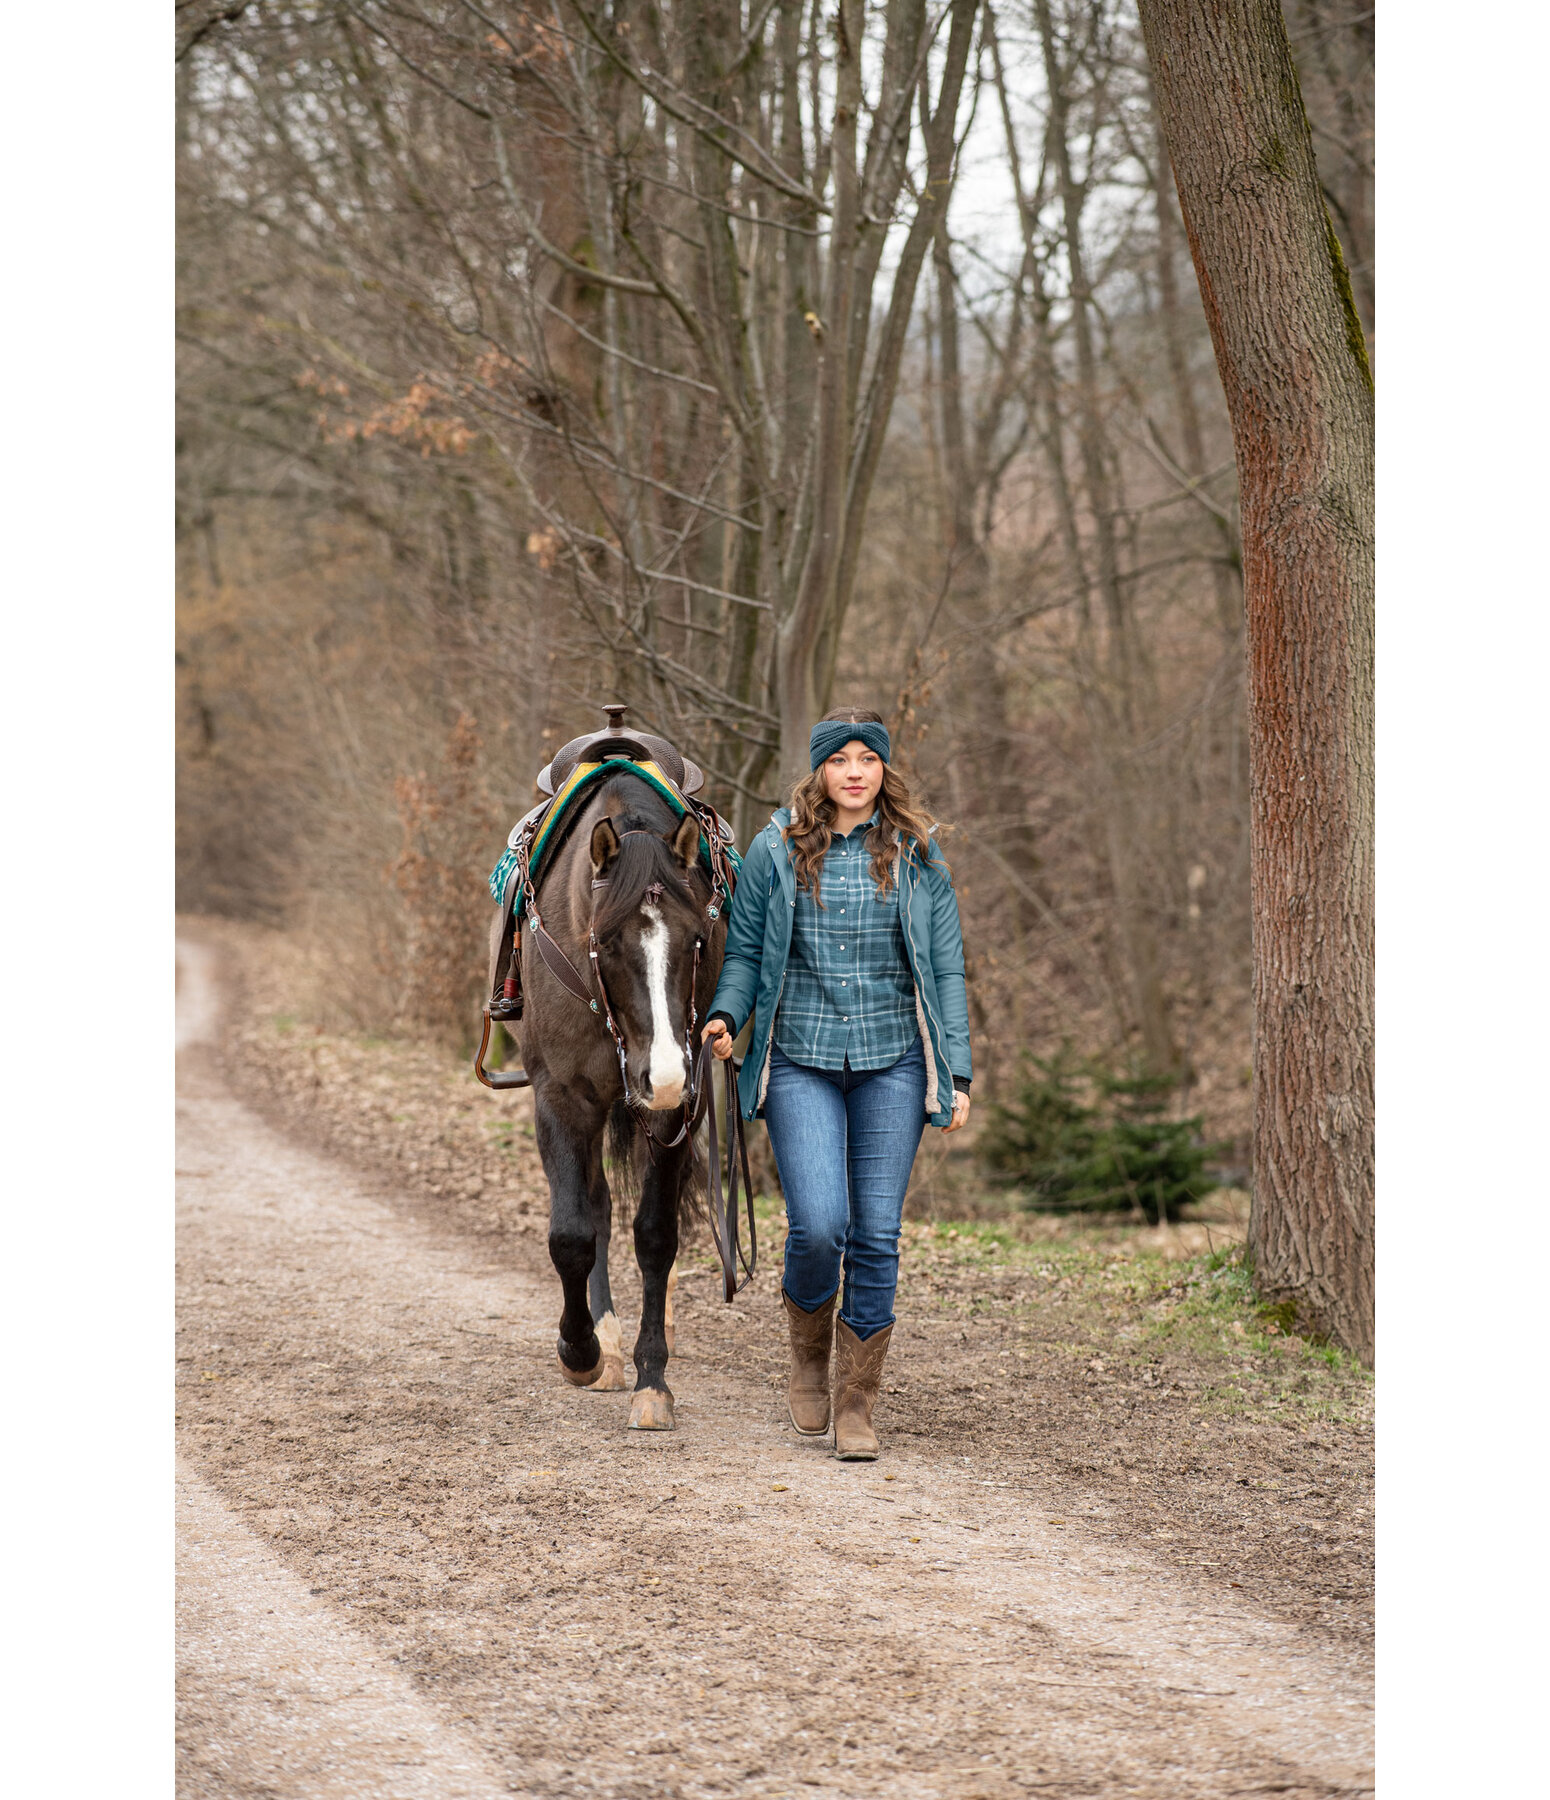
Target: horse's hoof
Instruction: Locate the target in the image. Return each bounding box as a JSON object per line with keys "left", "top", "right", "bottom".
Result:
{"left": 557, "top": 1336, "right": 603, "bottom": 1386}
{"left": 627, "top": 1387, "right": 676, "bottom": 1430}
{"left": 586, "top": 1312, "right": 628, "bottom": 1391}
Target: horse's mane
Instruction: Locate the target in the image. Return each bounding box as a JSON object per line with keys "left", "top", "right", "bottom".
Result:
{"left": 588, "top": 775, "right": 702, "bottom": 942}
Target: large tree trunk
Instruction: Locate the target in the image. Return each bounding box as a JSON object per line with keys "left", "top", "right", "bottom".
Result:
{"left": 1137, "top": 0, "right": 1374, "bottom": 1362}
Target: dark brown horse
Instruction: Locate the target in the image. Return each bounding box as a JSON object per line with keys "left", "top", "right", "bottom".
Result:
{"left": 513, "top": 770, "right": 726, "bottom": 1429}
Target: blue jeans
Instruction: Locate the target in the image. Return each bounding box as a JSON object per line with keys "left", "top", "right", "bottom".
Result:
{"left": 762, "top": 1036, "right": 927, "bottom": 1338}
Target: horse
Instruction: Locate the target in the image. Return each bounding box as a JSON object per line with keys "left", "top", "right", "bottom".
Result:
{"left": 510, "top": 769, "right": 727, "bottom": 1430}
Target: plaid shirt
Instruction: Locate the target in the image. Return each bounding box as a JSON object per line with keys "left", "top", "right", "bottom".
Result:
{"left": 772, "top": 814, "right": 921, "bottom": 1071}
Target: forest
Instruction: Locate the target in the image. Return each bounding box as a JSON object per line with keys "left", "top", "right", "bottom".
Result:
{"left": 176, "top": 0, "right": 1373, "bottom": 1348}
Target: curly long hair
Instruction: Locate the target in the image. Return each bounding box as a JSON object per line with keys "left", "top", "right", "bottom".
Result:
{"left": 785, "top": 707, "right": 944, "bottom": 905}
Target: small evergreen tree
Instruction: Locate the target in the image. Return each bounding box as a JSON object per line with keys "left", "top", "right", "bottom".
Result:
{"left": 978, "top": 1047, "right": 1223, "bottom": 1224}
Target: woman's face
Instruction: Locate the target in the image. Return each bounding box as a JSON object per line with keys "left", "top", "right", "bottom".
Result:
{"left": 822, "top": 739, "right": 885, "bottom": 816}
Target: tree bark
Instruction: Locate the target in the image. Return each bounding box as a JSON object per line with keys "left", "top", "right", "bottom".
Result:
{"left": 1137, "top": 0, "right": 1374, "bottom": 1362}
{"left": 1150, "top": 101, "right": 1243, "bottom": 643}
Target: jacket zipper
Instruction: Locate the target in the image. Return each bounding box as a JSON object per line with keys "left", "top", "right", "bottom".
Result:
{"left": 756, "top": 968, "right": 787, "bottom": 1111}
{"left": 755, "top": 819, "right": 790, "bottom": 1112}
{"left": 902, "top": 852, "right": 951, "bottom": 1114}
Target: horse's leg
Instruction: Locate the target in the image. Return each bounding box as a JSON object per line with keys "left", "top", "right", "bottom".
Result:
{"left": 585, "top": 1139, "right": 628, "bottom": 1392}
{"left": 535, "top": 1090, "right": 604, "bottom": 1385}
{"left": 628, "top": 1139, "right": 688, "bottom": 1430}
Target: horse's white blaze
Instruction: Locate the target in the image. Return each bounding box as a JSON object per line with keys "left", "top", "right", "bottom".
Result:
{"left": 639, "top": 904, "right": 686, "bottom": 1108}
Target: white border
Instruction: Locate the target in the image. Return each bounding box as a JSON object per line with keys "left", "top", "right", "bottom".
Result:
{"left": 1380, "top": 3, "right": 1549, "bottom": 1791}
{"left": 4, "top": 3, "right": 1544, "bottom": 1791}
{"left": 2, "top": 7, "right": 169, "bottom": 1795}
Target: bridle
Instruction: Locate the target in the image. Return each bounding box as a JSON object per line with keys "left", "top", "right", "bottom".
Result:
{"left": 595, "top": 834, "right": 713, "bottom": 1147}
{"left": 523, "top": 831, "right": 711, "bottom": 1131}
{"left": 521, "top": 825, "right": 755, "bottom": 1299}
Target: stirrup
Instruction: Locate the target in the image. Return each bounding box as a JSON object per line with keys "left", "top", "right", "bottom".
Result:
{"left": 473, "top": 1007, "right": 532, "bottom": 1091}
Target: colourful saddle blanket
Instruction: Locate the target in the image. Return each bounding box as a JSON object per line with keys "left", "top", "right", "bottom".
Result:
{"left": 487, "top": 757, "right": 740, "bottom": 915}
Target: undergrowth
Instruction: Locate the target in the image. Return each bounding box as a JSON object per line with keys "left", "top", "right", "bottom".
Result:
{"left": 884, "top": 1220, "right": 1371, "bottom": 1423}
{"left": 686, "top": 1209, "right": 1371, "bottom": 1427}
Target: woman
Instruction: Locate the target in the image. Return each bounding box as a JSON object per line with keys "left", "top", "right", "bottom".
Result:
{"left": 701, "top": 708, "right": 971, "bottom": 1461}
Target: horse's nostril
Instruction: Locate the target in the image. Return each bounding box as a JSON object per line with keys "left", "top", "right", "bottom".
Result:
{"left": 644, "top": 1053, "right": 687, "bottom": 1110}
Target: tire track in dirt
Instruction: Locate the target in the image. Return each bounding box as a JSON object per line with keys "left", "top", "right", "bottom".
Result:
{"left": 177, "top": 937, "right": 1372, "bottom": 1798}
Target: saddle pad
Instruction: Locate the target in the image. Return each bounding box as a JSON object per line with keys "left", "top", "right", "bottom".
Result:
{"left": 487, "top": 758, "right": 739, "bottom": 913}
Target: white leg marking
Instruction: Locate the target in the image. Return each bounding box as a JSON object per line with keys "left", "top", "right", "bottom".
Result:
{"left": 640, "top": 905, "right": 687, "bottom": 1109}
{"left": 590, "top": 1310, "right": 628, "bottom": 1390}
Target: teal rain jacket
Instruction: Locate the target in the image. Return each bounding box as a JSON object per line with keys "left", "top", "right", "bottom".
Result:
{"left": 708, "top": 810, "right": 972, "bottom": 1127}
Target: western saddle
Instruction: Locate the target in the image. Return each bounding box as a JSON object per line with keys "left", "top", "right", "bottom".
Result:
{"left": 483, "top": 704, "right": 738, "bottom": 1034}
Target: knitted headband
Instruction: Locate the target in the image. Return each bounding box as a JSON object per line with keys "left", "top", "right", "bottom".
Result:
{"left": 809, "top": 719, "right": 891, "bottom": 769}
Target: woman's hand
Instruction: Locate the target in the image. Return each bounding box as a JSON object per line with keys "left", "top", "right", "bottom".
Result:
{"left": 701, "top": 1018, "right": 735, "bottom": 1061}
{"left": 942, "top": 1090, "right": 971, "bottom": 1134}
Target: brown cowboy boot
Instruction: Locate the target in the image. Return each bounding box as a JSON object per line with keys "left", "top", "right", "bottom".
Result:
{"left": 783, "top": 1291, "right": 837, "bottom": 1436}
{"left": 832, "top": 1321, "right": 893, "bottom": 1461}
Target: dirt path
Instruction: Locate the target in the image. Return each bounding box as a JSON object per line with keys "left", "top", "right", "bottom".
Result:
{"left": 178, "top": 1460, "right": 513, "bottom": 1800}
{"left": 177, "top": 936, "right": 1372, "bottom": 1798}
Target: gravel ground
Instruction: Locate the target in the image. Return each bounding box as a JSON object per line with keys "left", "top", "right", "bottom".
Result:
{"left": 178, "top": 922, "right": 1373, "bottom": 1797}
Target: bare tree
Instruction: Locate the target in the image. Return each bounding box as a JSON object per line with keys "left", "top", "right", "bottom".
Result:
{"left": 242, "top": 0, "right": 987, "bottom": 815}
{"left": 1138, "top": 0, "right": 1374, "bottom": 1360}
{"left": 177, "top": 0, "right": 1369, "bottom": 1182}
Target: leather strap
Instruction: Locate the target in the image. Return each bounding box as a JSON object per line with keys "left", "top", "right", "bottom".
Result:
{"left": 698, "top": 1038, "right": 757, "bottom": 1303}
{"left": 530, "top": 911, "right": 599, "bottom": 1010}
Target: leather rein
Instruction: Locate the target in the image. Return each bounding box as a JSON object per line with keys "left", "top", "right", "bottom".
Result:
{"left": 478, "top": 823, "right": 755, "bottom": 1304}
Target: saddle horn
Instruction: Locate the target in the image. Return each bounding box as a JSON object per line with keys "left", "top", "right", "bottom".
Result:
{"left": 536, "top": 702, "right": 702, "bottom": 797}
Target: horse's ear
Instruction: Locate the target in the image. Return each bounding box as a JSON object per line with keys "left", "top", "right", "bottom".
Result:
{"left": 590, "top": 817, "right": 622, "bottom": 879}
{"left": 670, "top": 812, "right": 700, "bottom": 869}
